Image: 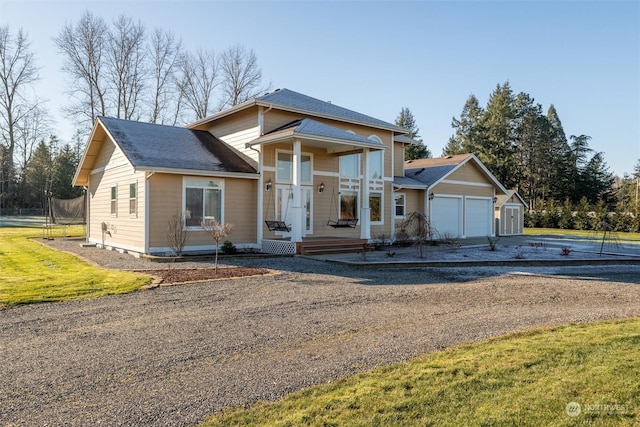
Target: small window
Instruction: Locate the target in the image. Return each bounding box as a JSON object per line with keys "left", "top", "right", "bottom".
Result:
{"left": 340, "top": 190, "right": 358, "bottom": 220}
{"left": 368, "top": 150, "right": 383, "bottom": 180}
{"left": 276, "top": 151, "right": 311, "bottom": 183}
{"left": 129, "top": 182, "right": 137, "bottom": 216}
{"left": 394, "top": 193, "right": 406, "bottom": 218}
{"left": 110, "top": 185, "right": 117, "bottom": 216}
{"left": 370, "top": 192, "right": 382, "bottom": 223}
{"left": 339, "top": 154, "right": 359, "bottom": 178}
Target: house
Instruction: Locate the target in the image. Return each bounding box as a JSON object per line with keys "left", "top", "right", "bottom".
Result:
{"left": 73, "top": 88, "right": 518, "bottom": 256}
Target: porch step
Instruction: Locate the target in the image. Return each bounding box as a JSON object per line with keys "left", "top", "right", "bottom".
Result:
{"left": 297, "top": 238, "right": 368, "bottom": 255}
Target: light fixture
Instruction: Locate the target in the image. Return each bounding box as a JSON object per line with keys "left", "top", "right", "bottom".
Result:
{"left": 429, "top": 193, "right": 435, "bottom": 201}
{"left": 265, "top": 178, "right": 272, "bottom": 192}
{"left": 492, "top": 196, "right": 498, "bottom": 204}
{"left": 318, "top": 182, "right": 325, "bottom": 194}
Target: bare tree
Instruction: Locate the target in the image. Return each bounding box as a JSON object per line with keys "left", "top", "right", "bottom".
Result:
{"left": 219, "top": 44, "right": 266, "bottom": 109}
{"left": 0, "top": 25, "right": 40, "bottom": 209}
{"left": 148, "top": 28, "right": 183, "bottom": 125}
{"left": 200, "top": 218, "right": 234, "bottom": 272}
{"left": 166, "top": 211, "right": 190, "bottom": 256}
{"left": 107, "top": 15, "right": 146, "bottom": 120}
{"left": 177, "top": 49, "right": 219, "bottom": 120}
{"left": 15, "top": 105, "right": 50, "bottom": 205}
{"left": 54, "top": 11, "right": 108, "bottom": 130}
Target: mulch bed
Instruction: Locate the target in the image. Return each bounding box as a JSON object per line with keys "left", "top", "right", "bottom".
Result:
{"left": 134, "top": 267, "right": 272, "bottom": 284}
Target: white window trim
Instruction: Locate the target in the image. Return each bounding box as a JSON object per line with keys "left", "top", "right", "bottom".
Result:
{"left": 367, "top": 148, "right": 384, "bottom": 181}
{"left": 394, "top": 192, "right": 406, "bottom": 219}
{"left": 129, "top": 180, "right": 137, "bottom": 218}
{"left": 182, "top": 177, "right": 225, "bottom": 230}
{"left": 339, "top": 188, "right": 360, "bottom": 220}
{"left": 110, "top": 184, "right": 117, "bottom": 217}
{"left": 275, "top": 149, "right": 313, "bottom": 184}
{"left": 339, "top": 153, "right": 360, "bottom": 180}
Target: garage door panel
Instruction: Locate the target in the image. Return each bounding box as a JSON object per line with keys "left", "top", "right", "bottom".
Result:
{"left": 465, "top": 198, "right": 492, "bottom": 237}
{"left": 431, "top": 197, "right": 462, "bottom": 238}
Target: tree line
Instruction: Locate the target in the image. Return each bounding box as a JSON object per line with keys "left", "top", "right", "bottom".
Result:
{"left": 1, "top": 12, "right": 268, "bottom": 211}
{"left": 444, "top": 82, "right": 640, "bottom": 230}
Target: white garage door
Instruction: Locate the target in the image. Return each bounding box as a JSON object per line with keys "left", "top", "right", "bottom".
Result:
{"left": 465, "top": 198, "right": 493, "bottom": 237}
{"left": 430, "top": 196, "right": 462, "bottom": 238}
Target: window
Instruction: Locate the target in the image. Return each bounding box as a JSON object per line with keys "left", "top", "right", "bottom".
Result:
{"left": 184, "top": 178, "right": 223, "bottom": 228}
{"left": 339, "top": 154, "right": 359, "bottom": 178}
{"left": 129, "top": 182, "right": 137, "bottom": 216}
{"left": 368, "top": 150, "right": 383, "bottom": 180}
{"left": 110, "top": 185, "right": 117, "bottom": 216}
{"left": 370, "top": 192, "right": 382, "bottom": 223}
{"left": 340, "top": 190, "right": 358, "bottom": 220}
{"left": 394, "top": 193, "right": 406, "bottom": 218}
{"left": 276, "top": 151, "right": 311, "bottom": 183}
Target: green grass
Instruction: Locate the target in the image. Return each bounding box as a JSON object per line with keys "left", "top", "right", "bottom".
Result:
{"left": 0, "top": 226, "right": 151, "bottom": 306}
{"left": 202, "top": 319, "right": 640, "bottom": 427}
{"left": 525, "top": 227, "right": 640, "bottom": 240}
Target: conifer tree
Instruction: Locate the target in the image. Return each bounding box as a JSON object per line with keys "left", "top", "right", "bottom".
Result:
{"left": 395, "top": 107, "right": 431, "bottom": 160}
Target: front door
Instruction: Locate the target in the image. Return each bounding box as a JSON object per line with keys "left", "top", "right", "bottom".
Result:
{"left": 276, "top": 185, "right": 312, "bottom": 236}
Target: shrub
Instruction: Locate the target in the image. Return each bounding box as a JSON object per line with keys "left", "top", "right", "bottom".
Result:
{"left": 221, "top": 240, "right": 237, "bottom": 255}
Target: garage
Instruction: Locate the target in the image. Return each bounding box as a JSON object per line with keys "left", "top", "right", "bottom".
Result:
{"left": 430, "top": 196, "right": 462, "bottom": 238}
{"left": 465, "top": 197, "right": 493, "bottom": 237}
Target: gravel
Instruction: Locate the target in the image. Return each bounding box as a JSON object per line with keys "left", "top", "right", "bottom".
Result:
{"left": 2, "top": 238, "right": 640, "bottom": 426}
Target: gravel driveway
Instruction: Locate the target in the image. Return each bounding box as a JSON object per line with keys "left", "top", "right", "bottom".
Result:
{"left": 2, "top": 240, "right": 640, "bottom": 426}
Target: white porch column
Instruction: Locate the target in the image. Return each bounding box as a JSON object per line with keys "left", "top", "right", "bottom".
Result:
{"left": 290, "top": 139, "right": 303, "bottom": 242}
{"left": 360, "top": 148, "right": 371, "bottom": 240}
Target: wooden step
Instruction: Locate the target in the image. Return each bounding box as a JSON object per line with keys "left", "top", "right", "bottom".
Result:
{"left": 296, "top": 239, "right": 368, "bottom": 255}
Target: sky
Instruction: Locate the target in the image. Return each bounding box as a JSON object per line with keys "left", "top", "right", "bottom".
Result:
{"left": 2, "top": 0, "right": 639, "bottom": 177}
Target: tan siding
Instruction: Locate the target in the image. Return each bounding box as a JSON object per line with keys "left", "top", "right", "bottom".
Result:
{"left": 203, "top": 108, "right": 260, "bottom": 162}
{"left": 393, "top": 142, "right": 405, "bottom": 176}
{"left": 148, "top": 174, "right": 257, "bottom": 250}
{"left": 433, "top": 182, "right": 494, "bottom": 197}
{"left": 447, "top": 162, "right": 488, "bottom": 182}
{"left": 86, "top": 139, "right": 145, "bottom": 252}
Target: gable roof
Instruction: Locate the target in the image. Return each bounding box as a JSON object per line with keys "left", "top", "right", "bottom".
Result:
{"left": 74, "top": 117, "right": 256, "bottom": 186}
{"left": 246, "top": 118, "right": 386, "bottom": 152}
{"left": 402, "top": 153, "right": 508, "bottom": 194}
{"left": 189, "top": 88, "right": 407, "bottom": 134}
{"left": 495, "top": 190, "right": 527, "bottom": 208}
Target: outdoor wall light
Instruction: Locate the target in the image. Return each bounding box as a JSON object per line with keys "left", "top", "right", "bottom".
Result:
{"left": 429, "top": 193, "right": 435, "bottom": 201}
{"left": 492, "top": 196, "right": 498, "bottom": 203}
{"left": 265, "top": 178, "right": 272, "bottom": 192}
{"left": 318, "top": 182, "right": 325, "bottom": 194}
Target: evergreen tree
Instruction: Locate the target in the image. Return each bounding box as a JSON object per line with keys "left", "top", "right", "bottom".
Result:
{"left": 52, "top": 144, "right": 83, "bottom": 199}
{"left": 395, "top": 107, "right": 431, "bottom": 160}
{"left": 445, "top": 94, "right": 484, "bottom": 156}
{"left": 558, "top": 199, "right": 574, "bottom": 230}
{"left": 546, "top": 105, "right": 571, "bottom": 200}
{"left": 573, "top": 197, "right": 591, "bottom": 230}
{"left": 477, "top": 82, "right": 516, "bottom": 189}
{"left": 24, "top": 137, "right": 55, "bottom": 209}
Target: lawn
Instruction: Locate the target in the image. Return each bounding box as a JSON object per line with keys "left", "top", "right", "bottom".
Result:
{"left": 525, "top": 227, "right": 640, "bottom": 241}
{"left": 202, "top": 318, "right": 639, "bottom": 427}
{"left": 0, "top": 226, "right": 151, "bottom": 306}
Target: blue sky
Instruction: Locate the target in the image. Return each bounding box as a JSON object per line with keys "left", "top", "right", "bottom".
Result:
{"left": 2, "top": 0, "right": 639, "bottom": 176}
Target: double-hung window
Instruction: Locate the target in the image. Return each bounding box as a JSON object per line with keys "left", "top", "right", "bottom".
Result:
{"left": 129, "top": 182, "right": 137, "bottom": 216}
{"left": 184, "top": 178, "right": 223, "bottom": 228}
{"left": 395, "top": 193, "right": 406, "bottom": 218}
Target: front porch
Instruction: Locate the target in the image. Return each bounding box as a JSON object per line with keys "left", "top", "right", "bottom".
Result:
{"left": 261, "top": 237, "right": 368, "bottom": 255}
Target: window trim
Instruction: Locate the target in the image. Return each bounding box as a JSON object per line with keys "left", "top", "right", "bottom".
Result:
{"left": 339, "top": 153, "right": 360, "bottom": 179}
{"left": 182, "top": 177, "right": 225, "bottom": 230}
{"left": 368, "top": 149, "right": 383, "bottom": 180}
{"left": 110, "top": 184, "right": 117, "bottom": 217}
{"left": 339, "top": 189, "right": 359, "bottom": 220}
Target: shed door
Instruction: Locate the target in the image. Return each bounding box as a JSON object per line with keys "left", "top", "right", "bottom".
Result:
{"left": 465, "top": 198, "right": 493, "bottom": 237}
{"left": 430, "top": 196, "right": 462, "bottom": 238}
{"left": 506, "top": 206, "right": 521, "bottom": 235}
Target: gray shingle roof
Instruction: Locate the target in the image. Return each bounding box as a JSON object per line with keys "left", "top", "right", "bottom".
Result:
{"left": 393, "top": 176, "right": 427, "bottom": 188}
{"left": 258, "top": 89, "right": 406, "bottom": 132}
{"left": 99, "top": 117, "right": 256, "bottom": 174}
{"left": 266, "top": 119, "right": 386, "bottom": 147}
{"left": 405, "top": 164, "right": 458, "bottom": 187}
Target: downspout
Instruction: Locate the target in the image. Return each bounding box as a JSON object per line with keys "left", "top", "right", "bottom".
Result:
{"left": 83, "top": 186, "right": 89, "bottom": 242}
{"left": 144, "top": 170, "right": 156, "bottom": 255}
